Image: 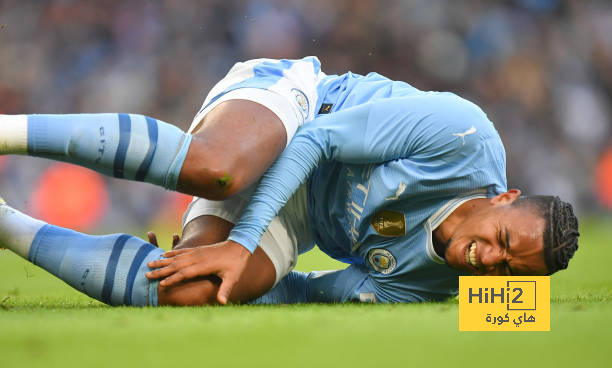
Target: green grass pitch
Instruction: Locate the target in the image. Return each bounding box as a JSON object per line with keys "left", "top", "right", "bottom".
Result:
{"left": 1, "top": 218, "right": 611, "bottom": 368}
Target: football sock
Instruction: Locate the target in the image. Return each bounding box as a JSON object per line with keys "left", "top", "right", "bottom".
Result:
{"left": 0, "top": 199, "right": 46, "bottom": 259}
{"left": 0, "top": 201, "right": 163, "bottom": 306}
{"left": 0, "top": 114, "right": 192, "bottom": 190}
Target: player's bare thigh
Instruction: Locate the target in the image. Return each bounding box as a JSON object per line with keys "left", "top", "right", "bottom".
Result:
{"left": 157, "top": 215, "right": 276, "bottom": 306}
{"left": 177, "top": 100, "right": 287, "bottom": 200}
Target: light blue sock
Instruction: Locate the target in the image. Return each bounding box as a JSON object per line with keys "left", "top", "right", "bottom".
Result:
{"left": 25, "top": 113, "right": 191, "bottom": 190}
{"left": 28, "top": 225, "right": 164, "bottom": 306}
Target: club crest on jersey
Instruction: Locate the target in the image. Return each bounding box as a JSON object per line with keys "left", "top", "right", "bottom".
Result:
{"left": 367, "top": 248, "right": 397, "bottom": 274}
{"left": 291, "top": 88, "right": 309, "bottom": 121}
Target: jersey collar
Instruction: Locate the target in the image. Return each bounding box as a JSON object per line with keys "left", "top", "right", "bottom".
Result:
{"left": 424, "top": 189, "right": 488, "bottom": 264}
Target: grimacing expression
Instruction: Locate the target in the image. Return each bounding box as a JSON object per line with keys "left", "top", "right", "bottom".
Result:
{"left": 445, "top": 202, "right": 549, "bottom": 276}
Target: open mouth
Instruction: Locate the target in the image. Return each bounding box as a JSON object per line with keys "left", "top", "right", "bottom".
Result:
{"left": 464, "top": 242, "right": 479, "bottom": 269}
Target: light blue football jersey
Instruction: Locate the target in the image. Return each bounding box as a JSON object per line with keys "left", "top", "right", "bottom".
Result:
{"left": 225, "top": 57, "right": 507, "bottom": 303}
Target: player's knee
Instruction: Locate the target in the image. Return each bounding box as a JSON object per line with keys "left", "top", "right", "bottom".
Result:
{"left": 206, "top": 160, "right": 247, "bottom": 199}
{"left": 184, "top": 162, "right": 246, "bottom": 200}
{"left": 179, "top": 142, "right": 250, "bottom": 200}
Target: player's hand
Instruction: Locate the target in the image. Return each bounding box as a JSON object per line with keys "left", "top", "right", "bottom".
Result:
{"left": 147, "top": 231, "right": 180, "bottom": 248}
{"left": 145, "top": 240, "right": 251, "bottom": 305}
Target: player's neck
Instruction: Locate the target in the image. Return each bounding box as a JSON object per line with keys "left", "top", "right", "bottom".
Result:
{"left": 433, "top": 198, "right": 490, "bottom": 255}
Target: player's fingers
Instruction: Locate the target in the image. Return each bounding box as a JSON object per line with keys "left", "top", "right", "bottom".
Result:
{"left": 146, "top": 257, "right": 193, "bottom": 279}
{"left": 159, "top": 273, "right": 184, "bottom": 287}
{"left": 145, "top": 265, "right": 176, "bottom": 280}
{"left": 147, "top": 257, "right": 174, "bottom": 269}
{"left": 147, "top": 232, "right": 159, "bottom": 247}
{"left": 217, "top": 275, "right": 239, "bottom": 305}
{"left": 158, "top": 268, "right": 193, "bottom": 287}
{"left": 163, "top": 248, "right": 191, "bottom": 258}
{"left": 159, "top": 257, "right": 215, "bottom": 286}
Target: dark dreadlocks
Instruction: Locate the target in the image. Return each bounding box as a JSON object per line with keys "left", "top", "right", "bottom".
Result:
{"left": 513, "top": 195, "right": 579, "bottom": 274}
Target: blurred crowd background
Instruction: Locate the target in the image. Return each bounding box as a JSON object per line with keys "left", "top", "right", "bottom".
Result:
{"left": 0, "top": 0, "right": 610, "bottom": 234}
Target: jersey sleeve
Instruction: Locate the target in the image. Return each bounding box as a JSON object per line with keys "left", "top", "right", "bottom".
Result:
{"left": 305, "top": 265, "right": 426, "bottom": 303}
{"left": 250, "top": 266, "right": 425, "bottom": 304}
{"left": 228, "top": 93, "right": 503, "bottom": 252}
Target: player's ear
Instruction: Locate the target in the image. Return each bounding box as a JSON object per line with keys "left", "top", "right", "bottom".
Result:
{"left": 490, "top": 189, "right": 521, "bottom": 206}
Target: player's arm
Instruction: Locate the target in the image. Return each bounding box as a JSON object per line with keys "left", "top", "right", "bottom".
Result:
{"left": 229, "top": 93, "right": 494, "bottom": 251}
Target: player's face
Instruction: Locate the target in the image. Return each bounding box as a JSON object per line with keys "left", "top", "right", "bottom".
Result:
{"left": 445, "top": 192, "right": 548, "bottom": 276}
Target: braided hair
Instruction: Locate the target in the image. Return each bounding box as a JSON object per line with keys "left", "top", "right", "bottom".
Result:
{"left": 514, "top": 195, "right": 580, "bottom": 274}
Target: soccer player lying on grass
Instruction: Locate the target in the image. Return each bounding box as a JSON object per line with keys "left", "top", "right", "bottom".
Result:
{"left": 0, "top": 57, "right": 579, "bottom": 306}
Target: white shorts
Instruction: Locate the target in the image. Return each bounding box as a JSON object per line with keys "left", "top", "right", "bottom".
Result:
{"left": 183, "top": 58, "right": 323, "bottom": 284}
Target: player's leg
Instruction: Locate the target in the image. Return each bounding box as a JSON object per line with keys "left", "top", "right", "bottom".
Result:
{"left": 0, "top": 195, "right": 274, "bottom": 306}
{"left": 0, "top": 113, "right": 193, "bottom": 191}
{"left": 0, "top": 100, "right": 285, "bottom": 200}
{"left": 0, "top": 58, "right": 323, "bottom": 200}
{"left": 177, "top": 99, "right": 286, "bottom": 199}
{"left": 177, "top": 56, "right": 325, "bottom": 199}
{"left": 0, "top": 193, "right": 306, "bottom": 306}
{"left": 0, "top": 198, "right": 163, "bottom": 306}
